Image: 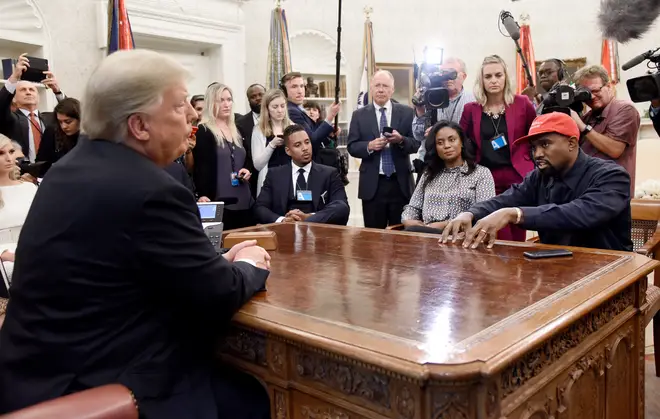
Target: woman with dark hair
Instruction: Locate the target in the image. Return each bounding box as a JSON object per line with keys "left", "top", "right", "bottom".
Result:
{"left": 37, "top": 98, "right": 81, "bottom": 176}
{"left": 401, "top": 121, "right": 495, "bottom": 234}
{"left": 303, "top": 100, "right": 324, "bottom": 128}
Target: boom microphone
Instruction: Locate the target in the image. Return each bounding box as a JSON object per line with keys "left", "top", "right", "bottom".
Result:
{"left": 622, "top": 49, "right": 658, "bottom": 70}
{"left": 599, "top": 0, "right": 660, "bottom": 43}
{"left": 500, "top": 11, "right": 521, "bottom": 41}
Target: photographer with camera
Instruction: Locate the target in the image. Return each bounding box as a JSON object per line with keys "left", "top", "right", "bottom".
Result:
{"left": 412, "top": 58, "right": 475, "bottom": 161}
{"left": 570, "top": 65, "right": 640, "bottom": 192}
{"left": 522, "top": 59, "right": 567, "bottom": 115}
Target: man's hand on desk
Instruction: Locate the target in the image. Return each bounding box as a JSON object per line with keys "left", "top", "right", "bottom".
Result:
{"left": 284, "top": 209, "right": 312, "bottom": 222}
{"left": 440, "top": 212, "right": 474, "bottom": 244}
{"left": 223, "top": 240, "right": 271, "bottom": 270}
{"left": 462, "top": 208, "right": 519, "bottom": 249}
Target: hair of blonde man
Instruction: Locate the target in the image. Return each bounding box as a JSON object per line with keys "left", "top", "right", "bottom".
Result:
{"left": 81, "top": 49, "right": 190, "bottom": 142}
{"left": 258, "top": 89, "right": 293, "bottom": 138}
{"left": 474, "top": 55, "right": 515, "bottom": 107}
{"left": 573, "top": 64, "right": 610, "bottom": 86}
{"left": 200, "top": 83, "right": 242, "bottom": 148}
{"left": 0, "top": 135, "right": 22, "bottom": 209}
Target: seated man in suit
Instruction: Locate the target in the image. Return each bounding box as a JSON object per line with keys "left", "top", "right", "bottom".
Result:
{"left": 255, "top": 124, "right": 349, "bottom": 225}
{"left": 0, "top": 50, "right": 271, "bottom": 419}
{"left": 282, "top": 72, "right": 340, "bottom": 158}
{"left": 441, "top": 112, "right": 632, "bottom": 251}
{"left": 0, "top": 53, "right": 66, "bottom": 162}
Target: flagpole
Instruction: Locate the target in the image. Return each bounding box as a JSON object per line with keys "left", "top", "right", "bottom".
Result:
{"left": 334, "top": 0, "right": 343, "bottom": 130}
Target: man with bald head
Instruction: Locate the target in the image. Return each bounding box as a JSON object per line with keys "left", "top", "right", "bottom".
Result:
{"left": 0, "top": 53, "right": 66, "bottom": 162}
{"left": 348, "top": 70, "right": 419, "bottom": 228}
{"left": 412, "top": 57, "right": 475, "bottom": 160}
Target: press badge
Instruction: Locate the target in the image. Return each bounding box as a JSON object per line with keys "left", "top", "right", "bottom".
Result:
{"left": 231, "top": 172, "right": 239, "bottom": 187}
{"left": 296, "top": 190, "right": 313, "bottom": 201}
{"left": 490, "top": 134, "right": 508, "bottom": 150}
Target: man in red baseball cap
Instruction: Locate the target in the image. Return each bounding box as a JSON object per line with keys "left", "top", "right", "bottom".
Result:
{"left": 441, "top": 112, "right": 632, "bottom": 251}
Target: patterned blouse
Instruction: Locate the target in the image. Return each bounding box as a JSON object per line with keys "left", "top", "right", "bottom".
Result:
{"left": 402, "top": 163, "right": 495, "bottom": 224}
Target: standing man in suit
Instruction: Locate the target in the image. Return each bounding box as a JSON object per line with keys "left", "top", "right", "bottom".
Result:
{"left": 282, "top": 72, "right": 340, "bottom": 159}
{"left": 236, "top": 84, "right": 266, "bottom": 198}
{"left": 255, "top": 124, "right": 349, "bottom": 225}
{"left": 0, "top": 53, "right": 66, "bottom": 162}
{"left": 347, "top": 70, "right": 419, "bottom": 229}
{"left": 0, "top": 50, "right": 271, "bottom": 419}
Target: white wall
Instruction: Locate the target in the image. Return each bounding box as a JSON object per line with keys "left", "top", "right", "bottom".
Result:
{"left": 243, "top": 0, "right": 660, "bottom": 115}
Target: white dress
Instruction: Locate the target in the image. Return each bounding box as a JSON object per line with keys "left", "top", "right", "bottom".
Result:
{"left": 0, "top": 182, "right": 38, "bottom": 284}
{"left": 251, "top": 126, "right": 275, "bottom": 197}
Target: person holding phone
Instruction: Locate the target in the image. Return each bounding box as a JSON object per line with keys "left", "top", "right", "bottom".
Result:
{"left": 251, "top": 89, "right": 294, "bottom": 196}
{"left": 441, "top": 112, "right": 632, "bottom": 252}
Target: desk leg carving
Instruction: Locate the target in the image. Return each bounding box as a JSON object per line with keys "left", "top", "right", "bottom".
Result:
{"left": 393, "top": 384, "right": 416, "bottom": 419}
{"left": 300, "top": 405, "right": 350, "bottom": 419}
{"left": 431, "top": 390, "right": 470, "bottom": 419}
{"left": 273, "top": 388, "right": 289, "bottom": 419}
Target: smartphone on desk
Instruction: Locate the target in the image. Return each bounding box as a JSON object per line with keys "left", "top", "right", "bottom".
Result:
{"left": 523, "top": 249, "right": 573, "bottom": 259}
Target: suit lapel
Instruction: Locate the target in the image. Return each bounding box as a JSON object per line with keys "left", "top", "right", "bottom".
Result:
{"left": 282, "top": 163, "right": 293, "bottom": 212}
{"left": 308, "top": 163, "right": 324, "bottom": 210}
{"left": 505, "top": 106, "right": 516, "bottom": 150}
{"left": 390, "top": 104, "right": 401, "bottom": 132}
{"left": 367, "top": 104, "right": 380, "bottom": 140}
{"left": 16, "top": 111, "right": 30, "bottom": 152}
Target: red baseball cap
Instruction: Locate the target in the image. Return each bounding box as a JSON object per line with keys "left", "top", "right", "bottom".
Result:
{"left": 513, "top": 112, "right": 580, "bottom": 145}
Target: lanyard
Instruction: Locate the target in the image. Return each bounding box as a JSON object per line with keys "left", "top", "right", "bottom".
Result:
{"left": 443, "top": 92, "right": 463, "bottom": 122}
{"left": 489, "top": 114, "right": 503, "bottom": 135}
{"left": 18, "top": 111, "right": 43, "bottom": 134}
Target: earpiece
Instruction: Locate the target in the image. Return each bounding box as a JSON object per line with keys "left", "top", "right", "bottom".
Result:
{"left": 279, "top": 76, "right": 288, "bottom": 97}
{"left": 552, "top": 59, "right": 567, "bottom": 81}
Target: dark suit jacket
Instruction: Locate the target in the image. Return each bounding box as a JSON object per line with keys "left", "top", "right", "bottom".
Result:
{"left": 346, "top": 103, "right": 419, "bottom": 201}
{"left": 460, "top": 95, "right": 536, "bottom": 179}
{"left": 35, "top": 128, "right": 79, "bottom": 176}
{"left": 287, "top": 102, "right": 334, "bottom": 157}
{"left": 235, "top": 112, "right": 259, "bottom": 197}
{"left": 0, "top": 139, "right": 269, "bottom": 418}
{"left": 0, "top": 86, "right": 53, "bottom": 158}
{"left": 255, "top": 162, "right": 349, "bottom": 225}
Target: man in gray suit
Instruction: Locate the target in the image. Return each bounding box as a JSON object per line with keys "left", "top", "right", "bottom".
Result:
{"left": 347, "top": 70, "right": 419, "bottom": 228}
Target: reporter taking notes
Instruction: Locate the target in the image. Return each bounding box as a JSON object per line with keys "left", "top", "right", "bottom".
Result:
{"left": 0, "top": 50, "right": 272, "bottom": 419}
{"left": 441, "top": 112, "right": 632, "bottom": 252}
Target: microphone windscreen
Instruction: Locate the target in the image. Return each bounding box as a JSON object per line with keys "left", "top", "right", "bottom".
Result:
{"left": 599, "top": 0, "right": 660, "bottom": 42}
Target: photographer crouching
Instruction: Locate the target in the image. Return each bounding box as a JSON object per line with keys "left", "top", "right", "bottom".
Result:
{"left": 411, "top": 57, "right": 475, "bottom": 177}
{"left": 569, "top": 65, "right": 640, "bottom": 193}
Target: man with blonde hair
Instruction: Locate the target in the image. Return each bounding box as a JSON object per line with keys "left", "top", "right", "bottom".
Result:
{"left": 571, "top": 64, "right": 639, "bottom": 192}
{"left": 0, "top": 50, "right": 271, "bottom": 419}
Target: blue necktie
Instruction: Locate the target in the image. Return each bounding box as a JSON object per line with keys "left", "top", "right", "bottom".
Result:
{"left": 379, "top": 108, "right": 395, "bottom": 177}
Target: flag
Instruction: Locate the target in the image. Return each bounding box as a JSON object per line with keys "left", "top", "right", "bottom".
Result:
{"left": 356, "top": 17, "right": 376, "bottom": 109}
{"left": 601, "top": 39, "right": 620, "bottom": 84}
{"left": 515, "top": 22, "right": 537, "bottom": 94}
{"left": 107, "top": 0, "right": 135, "bottom": 54}
{"left": 266, "top": 7, "right": 292, "bottom": 90}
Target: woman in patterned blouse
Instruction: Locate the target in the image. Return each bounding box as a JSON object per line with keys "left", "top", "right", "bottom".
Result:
{"left": 401, "top": 121, "right": 495, "bottom": 234}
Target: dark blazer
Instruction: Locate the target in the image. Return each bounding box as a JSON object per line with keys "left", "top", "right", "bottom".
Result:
{"left": 0, "top": 139, "right": 269, "bottom": 418}
{"left": 460, "top": 95, "right": 536, "bottom": 179}
{"left": 346, "top": 103, "right": 419, "bottom": 201}
{"left": 255, "top": 162, "right": 349, "bottom": 225}
{"left": 287, "top": 102, "right": 334, "bottom": 157}
{"left": 235, "top": 112, "right": 259, "bottom": 197}
{"left": 0, "top": 86, "right": 53, "bottom": 158}
{"left": 35, "top": 127, "right": 79, "bottom": 176}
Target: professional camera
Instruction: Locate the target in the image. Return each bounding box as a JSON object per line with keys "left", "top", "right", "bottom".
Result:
{"left": 541, "top": 84, "right": 592, "bottom": 114}
{"left": 411, "top": 64, "right": 457, "bottom": 110}
{"left": 623, "top": 48, "right": 660, "bottom": 103}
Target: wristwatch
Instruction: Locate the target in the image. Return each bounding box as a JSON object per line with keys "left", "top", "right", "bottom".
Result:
{"left": 581, "top": 124, "right": 593, "bottom": 135}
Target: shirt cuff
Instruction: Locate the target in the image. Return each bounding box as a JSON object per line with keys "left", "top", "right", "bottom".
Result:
{"left": 651, "top": 106, "right": 660, "bottom": 118}
{"left": 518, "top": 206, "right": 542, "bottom": 230}
{"left": 54, "top": 91, "right": 66, "bottom": 101}
{"left": 4, "top": 81, "right": 16, "bottom": 94}
{"left": 235, "top": 258, "right": 257, "bottom": 267}
{"left": 275, "top": 216, "right": 285, "bottom": 223}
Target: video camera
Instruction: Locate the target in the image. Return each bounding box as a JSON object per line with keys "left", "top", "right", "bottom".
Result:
{"left": 541, "top": 84, "right": 592, "bottom": 115}
{"left": 411, "top": 64, "right": 457, "bottom": 110}
{"left": 623, "top": 48, "right": 660, "bottom": 103}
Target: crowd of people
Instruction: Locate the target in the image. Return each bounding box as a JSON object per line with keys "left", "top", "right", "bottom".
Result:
{"left": 0, "top": 45, "right": 643, "bottom": 417}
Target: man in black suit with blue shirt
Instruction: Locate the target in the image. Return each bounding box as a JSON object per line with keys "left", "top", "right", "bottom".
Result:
{"left": 347, "top": 70, "right": 419, "bottom": 229}
{"left": 255, "top": 124, "right": 349, "bottom": 225}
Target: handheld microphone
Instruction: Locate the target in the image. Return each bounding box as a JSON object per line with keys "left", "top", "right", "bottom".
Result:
{"left": 621, "top": 48, "right": 660, "bottom": 70}
{"left": 500, "top": 11, "right": 521, "bottom": 41}
{"left": 598, "top": 0, "right": 660, "bottom": 43}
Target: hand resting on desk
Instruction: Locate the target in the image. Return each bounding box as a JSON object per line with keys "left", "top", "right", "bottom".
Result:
{"left": 441, "top": 208, "right": 519, "bottom": 249}
{"left": 222, "top": 239, "right": 271, "bottom": 270}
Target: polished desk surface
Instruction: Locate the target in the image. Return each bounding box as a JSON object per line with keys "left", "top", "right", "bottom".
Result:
{"left": 230, "top": 223, "right": 658, "bottom": 381}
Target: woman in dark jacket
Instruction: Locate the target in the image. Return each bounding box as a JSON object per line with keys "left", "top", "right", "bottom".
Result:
{"left": 37, "top": 98, "right": 81, "bottom": 176}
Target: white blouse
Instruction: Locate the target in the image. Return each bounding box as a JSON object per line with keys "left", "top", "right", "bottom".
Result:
{"left": 0, "top": 182, "right": 38, "bottom": 252}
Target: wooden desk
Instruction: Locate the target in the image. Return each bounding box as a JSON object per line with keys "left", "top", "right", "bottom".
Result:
{"left": 220, "top": 223, "right": 659, "bottom": 419}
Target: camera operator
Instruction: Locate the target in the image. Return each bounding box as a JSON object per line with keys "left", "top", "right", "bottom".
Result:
{"left": 648, "top": 99, "right": 660, "bottom": 137}
{"left": 522, "top": 59, "right": 566, "bottom": 115}
{"left": 570, "top": 65, "right": 640, "bottom": 192}
{"left": 412, "top": 57, "right": 475, "bottom": 160}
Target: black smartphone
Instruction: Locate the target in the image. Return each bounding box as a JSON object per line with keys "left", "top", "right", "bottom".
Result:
{"left": 382, "top": 126, "right": 394, "bottom": 136}
{"left": 523, "top": 249, "right": 573, "bottom": 259}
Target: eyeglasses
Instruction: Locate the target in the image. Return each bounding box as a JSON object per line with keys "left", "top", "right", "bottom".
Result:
{"left": 538, "top": 69, "right": 558, "bottom": 77}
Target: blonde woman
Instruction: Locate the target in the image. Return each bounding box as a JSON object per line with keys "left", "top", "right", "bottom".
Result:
{"left": 251, "top": 89, "right": 293, "bottom": 196}
{"left": 0, "top": 135, "right": 38, "bottom": 292}
{"left": 192, "top": 83, "right": 254, "bottom": 230}
{"left": 459, "top": 55, "right": 536, "bottom": 242}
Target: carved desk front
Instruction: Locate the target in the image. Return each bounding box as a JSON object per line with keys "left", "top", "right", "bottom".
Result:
{"left": 220, "top": 223, "right": 659, "bottom": 419}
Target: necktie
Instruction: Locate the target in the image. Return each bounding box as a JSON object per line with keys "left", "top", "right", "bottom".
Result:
{"left": 296, "top": 168, "right": 307, "bottom": 194}
{"left": 379, "top": 108, "right": 395, "bottom": 177}
{"left": 29, "top": 112, "right": 42, "bottom": 154}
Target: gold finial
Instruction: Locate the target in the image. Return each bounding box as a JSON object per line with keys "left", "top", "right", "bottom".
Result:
{"left": 363, "top": 6, "right": 373, "bottom": 20}
{"left": 275, "top": 0, "right": 282, "bottom": 8}
{"left": 520, "top": 13, "right": 530, "bottom": 24}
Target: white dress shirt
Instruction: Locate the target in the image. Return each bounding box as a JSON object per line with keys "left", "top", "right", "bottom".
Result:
{"left": 252, "top": 112, "right": 259, "bottom": 127}
{"left": 373, "top": 100, "right": 392, "bottom": 175}
{"left": 275, "top": 161, "right": 313, "bottom": 223}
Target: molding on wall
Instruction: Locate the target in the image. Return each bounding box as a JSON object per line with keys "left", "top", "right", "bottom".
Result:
{"left": 0, "top": 0, "right": 45, "bottom": 46}
{"left": 289, "top": 29, "right": 347, "bottom": 75}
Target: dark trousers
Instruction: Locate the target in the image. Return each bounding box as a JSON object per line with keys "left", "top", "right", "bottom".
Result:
{"left": 362, "top": 175, "right": 408, "bottom": 229}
